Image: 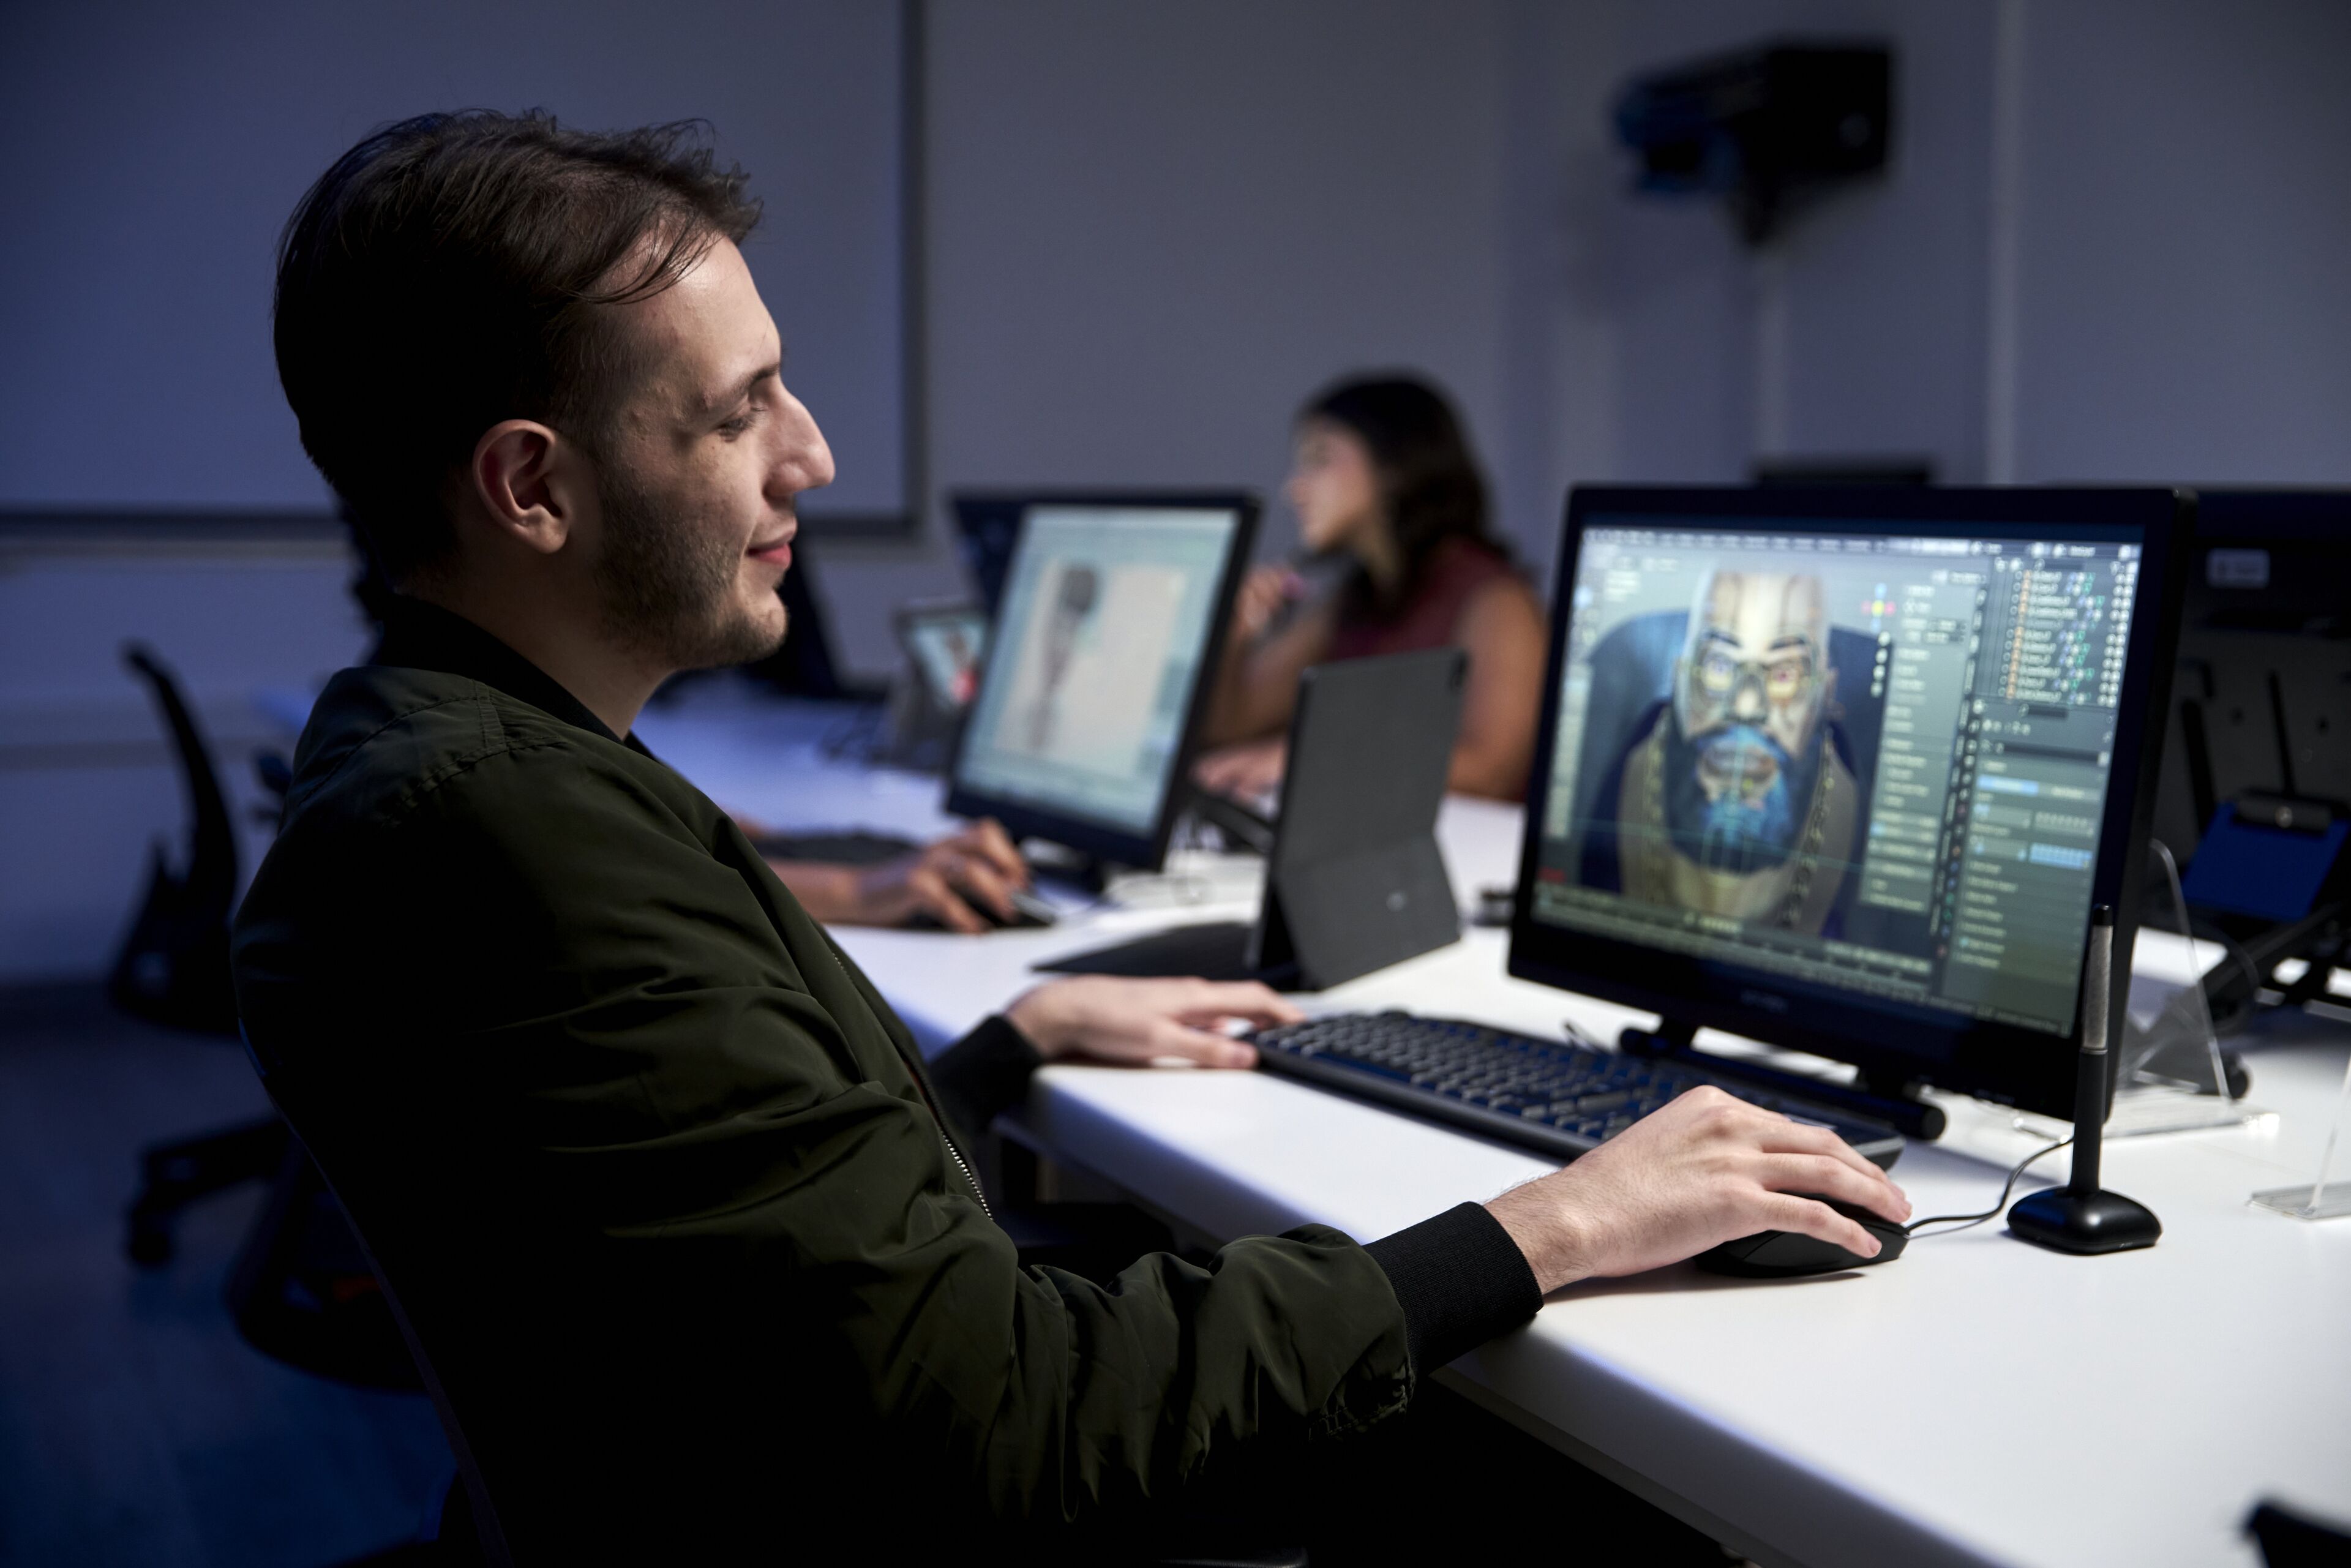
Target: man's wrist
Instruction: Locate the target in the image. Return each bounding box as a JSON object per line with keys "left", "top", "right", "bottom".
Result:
{"left": 1483, "top": 1180, "right": 1592, "bottom": 1296}
{"left": 1002, "top": 984, "right": 1070, "bottom": 1060}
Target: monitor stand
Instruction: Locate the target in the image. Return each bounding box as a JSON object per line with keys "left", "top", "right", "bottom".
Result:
{"left": 1032, "top": 875, "right": 1308, "bottom": 989}
{"left": 1617, "top": 1019, "right": 1947, "bottom": 1142}
{"left": 1022, "top": 841, "right": 1123, "bottom": 895}
{"left": 1031, "top": 918, "right": 1297, "bottom": 988}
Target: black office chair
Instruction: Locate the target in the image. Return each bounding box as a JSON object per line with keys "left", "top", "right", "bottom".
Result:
{"left": 111, "top": 645, "right": 423, "bottom": 1386}
{"left": 111, "top": 643, "right": 289, "bottom": 1263}
{"left": 221, "top": 1138, "right": 427, "bottom": 1393}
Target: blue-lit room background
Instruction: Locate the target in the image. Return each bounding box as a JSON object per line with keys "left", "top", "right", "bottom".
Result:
{"left": 3, "top": 2, "right": 2349, "bottom": 1562}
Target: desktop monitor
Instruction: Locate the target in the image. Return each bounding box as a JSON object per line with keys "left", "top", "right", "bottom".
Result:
{"left": 1508, "top": 486, "right": 2190, "bottom": 1120}
{"left": 945, "top": 493, "right": 1257, "bottom": 869}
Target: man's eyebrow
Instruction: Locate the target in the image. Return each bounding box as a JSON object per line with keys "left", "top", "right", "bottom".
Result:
{"left": 700, "top": 359, "right": 781, "bottom": 419}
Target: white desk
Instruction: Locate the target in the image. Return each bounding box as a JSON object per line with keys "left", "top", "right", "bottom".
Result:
{"left": 639, "top": 696, "right": 2351, "bottom": 1568}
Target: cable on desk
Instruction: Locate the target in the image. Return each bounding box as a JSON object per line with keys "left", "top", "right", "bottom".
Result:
{"left": 1540, "top": 1027, "right": 2072, "bottom": 1238}
{"left": 1903, "top": 1138, "right": 2071, "bottom": 1238}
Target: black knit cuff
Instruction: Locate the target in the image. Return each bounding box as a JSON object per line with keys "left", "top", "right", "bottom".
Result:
{"left": 1363, "top": 1202, "right": 1542, "bottom": 1374}
{"left": 924, "top": 1014, "right": 1045, "bottom": 1146}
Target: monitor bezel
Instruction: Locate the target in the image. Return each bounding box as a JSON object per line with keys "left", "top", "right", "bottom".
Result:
{"left": 944, "top": 490, "right": 1259, "bottom": 871}
{"left": 1506, "top": 484, "right": 2192, "bottom": 1121}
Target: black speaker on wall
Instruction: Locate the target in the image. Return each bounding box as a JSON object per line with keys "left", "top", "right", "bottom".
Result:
{"left": 1614, "top": 41, "right": 1892, "bottom": 245}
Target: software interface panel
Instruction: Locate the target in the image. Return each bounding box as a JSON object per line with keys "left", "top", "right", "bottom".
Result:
{"left": 958, "top": 505, "right": 1237, "bottom": 833}
{"left": 1537, "top": 521, "right": 2142, "bottom": 1036}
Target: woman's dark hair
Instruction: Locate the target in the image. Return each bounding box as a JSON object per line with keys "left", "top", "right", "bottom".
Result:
{"left": 274, "top": 110, "right": 762, "bottom": 583}
{"left": 1301, "top": 373, "right": 1498, "bottom": 614}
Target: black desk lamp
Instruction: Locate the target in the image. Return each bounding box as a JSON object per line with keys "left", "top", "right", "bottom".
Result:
{"left": 2010, "top": 905, "right": 2163, "bottom": 1254}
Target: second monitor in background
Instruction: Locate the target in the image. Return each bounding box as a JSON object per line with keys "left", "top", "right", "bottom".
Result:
{"left": 897, "top": 602, "right": 988, "bottom": 714}
{"left": 946, "top": 493, "right": 1257, "bottom": 872}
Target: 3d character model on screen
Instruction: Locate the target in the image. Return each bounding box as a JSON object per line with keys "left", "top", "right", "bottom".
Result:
{"left": 1595, "top": 571, "right": 1860, "bottom": 934}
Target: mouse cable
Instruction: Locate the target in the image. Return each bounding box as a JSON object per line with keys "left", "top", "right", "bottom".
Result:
{"left": 1903, "top": 1138, "right": 2072, "bottom": 1238}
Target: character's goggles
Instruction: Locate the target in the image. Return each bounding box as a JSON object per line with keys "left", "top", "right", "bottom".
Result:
{"left": 1693, "top": 643, "right": 1818, "bottom": 705}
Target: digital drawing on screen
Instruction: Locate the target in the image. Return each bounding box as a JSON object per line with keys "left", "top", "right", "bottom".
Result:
{"left": 954, "top": 505, "right": 1239, "bottom": 836}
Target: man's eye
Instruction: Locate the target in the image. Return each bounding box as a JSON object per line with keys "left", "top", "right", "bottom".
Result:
{"left": 718, "top": 407, "right": 759, "bottom": 437}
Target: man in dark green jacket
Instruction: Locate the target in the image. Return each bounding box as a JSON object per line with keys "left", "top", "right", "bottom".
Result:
{"left": 235, "top": 111, "right": 1907, "bottom": 1561}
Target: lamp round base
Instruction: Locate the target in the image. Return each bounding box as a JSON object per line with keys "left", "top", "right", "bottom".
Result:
{"left": 2008, "top": 1187, "right": 2162, "bottom": 1255}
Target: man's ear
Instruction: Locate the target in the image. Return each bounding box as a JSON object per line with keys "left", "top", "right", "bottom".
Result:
{"left": 469, "top": 419, "right": 590, "bottom": 557}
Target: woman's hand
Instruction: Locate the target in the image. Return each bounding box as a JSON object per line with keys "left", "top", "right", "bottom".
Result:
{"left": 1230, "top": 563, "right": 1304, "bottom": 644}
{"left": 1005, "top": 977, "right": 1302, "bottom": 1068}
{"left": 1193, "top": 737, "right": 1288, "bottom": 803}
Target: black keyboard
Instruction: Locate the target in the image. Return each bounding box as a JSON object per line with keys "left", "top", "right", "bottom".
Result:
{"left": 1251, "top": 1012, "right": 1904, "bottom": 1169}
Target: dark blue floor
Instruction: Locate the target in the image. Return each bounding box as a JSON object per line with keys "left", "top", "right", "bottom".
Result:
{"left": 0, "top": 986, "right": 449, "bottom": 1567}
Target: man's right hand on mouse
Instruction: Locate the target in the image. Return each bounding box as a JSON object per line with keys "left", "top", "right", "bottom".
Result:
{"left": 1483, "top": 1086, "right": 1911, "bottom": 1294}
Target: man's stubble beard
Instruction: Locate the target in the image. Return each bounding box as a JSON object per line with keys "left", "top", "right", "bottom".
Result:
{"left": 591, "top": 468, "right": 787, "bottom": 672}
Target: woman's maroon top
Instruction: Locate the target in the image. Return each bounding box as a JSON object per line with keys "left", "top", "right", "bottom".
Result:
{"left": 1325, "top": 535, "right": 1519, "bottom": 662}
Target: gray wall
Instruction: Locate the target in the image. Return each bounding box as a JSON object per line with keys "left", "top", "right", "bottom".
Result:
{"left": 822, "top": 0, "right": 1553, "bottom": 669}
{"left": 2013, "top": 0, "right": 2351, "bottom": 482}
{"left": 0, "top": 0, "right": 908, "bottom": 517}
{"left": 927, "top": 1, "right": 1512, "bottom": 551}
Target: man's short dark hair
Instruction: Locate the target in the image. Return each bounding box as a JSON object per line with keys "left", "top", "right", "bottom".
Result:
{"left": 275, "top": 110, "right": 761, "bottom": 583}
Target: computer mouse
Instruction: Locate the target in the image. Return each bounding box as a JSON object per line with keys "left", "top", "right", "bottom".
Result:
{"left": 904, "top": 888, "right": 1059, "bottom": 932}
{"left": 1693, "top": 1196, "right": 1908, "bottom": 1278}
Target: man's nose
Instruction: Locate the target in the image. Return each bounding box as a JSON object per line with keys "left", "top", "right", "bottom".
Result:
{"left": 1730, "top": 671, "right": 1767, "bottom": 721}
{"left": 776, "top": 398, "right": 836, "bottom": 493}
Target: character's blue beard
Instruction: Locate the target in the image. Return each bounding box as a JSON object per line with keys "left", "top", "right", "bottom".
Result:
{"left": 1665, "top": 722, "right": 1815, "bottom": 876}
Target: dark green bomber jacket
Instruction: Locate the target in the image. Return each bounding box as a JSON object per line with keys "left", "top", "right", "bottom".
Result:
{"left": 231, "top": 597, "right": 1537, "bottom": 1559}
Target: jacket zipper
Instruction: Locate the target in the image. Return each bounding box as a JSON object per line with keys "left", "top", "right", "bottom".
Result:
{"left": 942, "top": 1138, "right": 992, "bottom": 1222}
{"left": 820, "top": 937, "right": 991, "bottom": 1220}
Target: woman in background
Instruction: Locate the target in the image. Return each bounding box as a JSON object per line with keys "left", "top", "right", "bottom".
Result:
{"left": 1196, "top": 373, "right": 1547, "bottom": 802}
